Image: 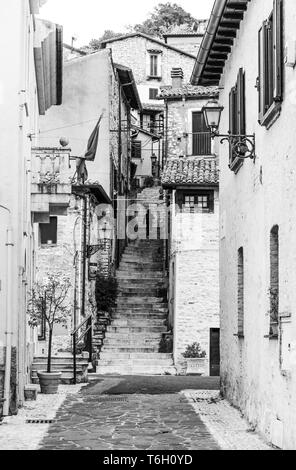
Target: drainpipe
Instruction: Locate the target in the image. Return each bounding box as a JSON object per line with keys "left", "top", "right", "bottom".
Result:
{"left": 0, "top": 205, "right": 14, "bottom": 417}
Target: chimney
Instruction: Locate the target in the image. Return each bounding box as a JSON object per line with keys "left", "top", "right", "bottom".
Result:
{"left": 171, "top": 68, "right": 184, "bottom": 89}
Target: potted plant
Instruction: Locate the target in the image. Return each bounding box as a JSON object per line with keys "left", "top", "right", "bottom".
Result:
{"left": 28, "top": 273, "right": 71, "bottom": 394}
{"left": 182, "top": 342, "right": 207, "bottom": 376}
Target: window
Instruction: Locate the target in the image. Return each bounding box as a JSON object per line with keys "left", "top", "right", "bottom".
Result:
{"left": 149, "top": 88, "right": 159, "bottom": 100}
{"left": 270, "top": 225, "right": 279, "bottom": 335}
{"left": 192, "top": 112, "right": 211, "bottom": 156}
{"left": 229, "top": 68, "right": 245, "bottom": 173}
{"left": 258, "top": 0, "right": 283, "bottom": 128}
{"left": 131, "top": 140, "right": 142, "bottom": 159}
{"left": 237, "top": 247, "right": 244, "bottom": 338}
{"left": 150, "top": 54, "right": 159, "bottom": 77}
{"left": 40, "top": 217, "right": 57, "bottom": 245}
{"left": 177, "top": 191, "right": 214, "bottom": 213}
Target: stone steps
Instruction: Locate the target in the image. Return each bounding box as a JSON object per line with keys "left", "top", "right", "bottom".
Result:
{"left": 31, "top": 356, "right": 89, "bottom": 385}
{"left": 96, "top": 191, "right": 173, "bottom": 375}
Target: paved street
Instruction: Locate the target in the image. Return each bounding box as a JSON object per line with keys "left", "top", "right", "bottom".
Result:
{"left": 39, "top": 376, "right": 220, "bottom": 451}
{"left": 0, "top": 376, "right": 272, "bottom": 450}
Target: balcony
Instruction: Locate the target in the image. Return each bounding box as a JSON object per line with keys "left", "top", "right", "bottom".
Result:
{"left": 31, "top": 147, "right": 74, "bottom": 223}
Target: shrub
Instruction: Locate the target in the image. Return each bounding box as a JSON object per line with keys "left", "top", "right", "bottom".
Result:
{"left": 95, "top": 273, "right": 118, "bottom": 314}
{"left": 182, "top": 342, "right": 206, "bottom": 359}
{"left": 144, "top": 176, "right": 155, "bottom": 188}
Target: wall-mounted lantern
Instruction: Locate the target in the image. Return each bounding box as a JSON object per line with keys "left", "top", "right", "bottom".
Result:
{"left": 202, "top": 99, "right": 256, "bottom": 160}
{"left": 87, "top": 222, "right": 112, "bottom": 258}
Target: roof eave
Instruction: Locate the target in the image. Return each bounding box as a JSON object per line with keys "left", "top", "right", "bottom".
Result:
{"left": 191, "top": 0, "right": 249, "bottom": 86}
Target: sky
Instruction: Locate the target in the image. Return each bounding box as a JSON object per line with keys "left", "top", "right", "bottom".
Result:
{"left": 40, "top": 0, "right": 215, "bottom": 46}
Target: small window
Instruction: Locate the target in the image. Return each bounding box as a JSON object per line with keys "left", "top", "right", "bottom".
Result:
{"left": 177, "top": 191, "right": 214, "bottom": 213}
{"left": 270, "top": 225, "right": 279, "bottom": 335}
{"left": 229, "top": 68, "right": 246, "bottom": 173}
{"left": 150, "top": 54, "right": 158, "bottom": 77}
{"left": 258, "top": 0, "right": 283, "bottom": 128}
{"left": 237, "top": 247, "right": 244, "bottom": 338}
{"left": 149, "top": 88, "right": 159, "bottom": 100}
{"left": 131, "top": 140, "right": 142, "bottom": 159}
{"left": 40, "top": 217, "right": 57, "bottom": 245}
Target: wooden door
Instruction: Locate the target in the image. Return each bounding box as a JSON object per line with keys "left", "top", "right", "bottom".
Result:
{"left": 210, "top": 328, "right": 220, "bottom": 376}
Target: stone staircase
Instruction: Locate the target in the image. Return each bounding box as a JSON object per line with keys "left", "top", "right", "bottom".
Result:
{"left": 96, "top": 187, "right": 175, "bottom": 375}
{"left": 31, "top": 355, "right": 89, "bottom": 385}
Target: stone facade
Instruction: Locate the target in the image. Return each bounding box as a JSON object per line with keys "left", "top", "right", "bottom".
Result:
{"left": 162, "top": 90, "right": 220, "bottom": 376}
{"left": 199, "top": 0, "right": 296, "bottom": 449}
{"left": 169, "top": 191, "right": 220, "bottom": 375}
{"left": 102, "top": 35, "right": 196, "bottom": 105}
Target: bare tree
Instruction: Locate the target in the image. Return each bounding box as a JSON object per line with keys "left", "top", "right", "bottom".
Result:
{"left": 28, "top": 273, "right": 72, "bottom": 373}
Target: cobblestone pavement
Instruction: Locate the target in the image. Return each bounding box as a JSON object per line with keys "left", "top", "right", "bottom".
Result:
{"left": 0, "top": 385, "right": 85, "bottom": 450}
{"left": 0, "top": 376, "right": 273, "bottom": 450}
{"left": 184, "top": 390, "right": 273, "bottom": 450}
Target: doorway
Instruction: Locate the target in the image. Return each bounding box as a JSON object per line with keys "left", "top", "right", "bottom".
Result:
{"left": 210, "top": 328, "right": 220, "bottom": 376}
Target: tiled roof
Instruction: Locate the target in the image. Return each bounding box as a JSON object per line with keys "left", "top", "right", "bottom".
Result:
{"left": 100, "top": 33, "right": 196, "bottom": 59}
{"left": 159, "top": 84, "right": 219, "bottom": 99}
{"left": 142, "top": 103, "right": 165, "bottom": 111}
{"left": 163, "top": 21, "right": 207, "bottom": 36}
{"left": 162, "top": 158, "right": 219, "bottom": 187}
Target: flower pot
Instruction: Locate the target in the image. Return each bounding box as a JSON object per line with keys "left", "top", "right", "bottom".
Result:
{"left": 37, "top": 371, "right": 62, "bottom": 394}
{"left": 186, "top": 358, "right": 206, "bottom": 376}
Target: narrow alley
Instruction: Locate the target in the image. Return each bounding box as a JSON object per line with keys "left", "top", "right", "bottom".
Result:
{"left": 0, "top": 376, "right": 272, "bottom": 451}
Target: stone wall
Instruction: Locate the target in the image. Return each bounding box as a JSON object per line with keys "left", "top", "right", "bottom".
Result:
{"left": 166, "top": 98, "right": 216, "bottom": 159}
{"left": 218, "top": 0, "right": 296, "bottom": 449}
{"left": 170, "top": 191, "right": 220, "bottom": 374}
{"left": 0, "top": 346, "right": 17, "bottom": 417}
{"left": 104, "top": 36, "right": 196, "bottom": 103}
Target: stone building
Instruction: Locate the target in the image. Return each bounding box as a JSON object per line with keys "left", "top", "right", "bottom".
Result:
{"left": 34, "top": 49, "right": 141, "bottom": 363}
{"left": 159, "top": 72, "right": 220, "bottom": 376}
{"left": 101, "top": 33, "right": 198, "bottom": 178}
{"left": 191, "top": 0, "right": 296, "bottom": 449}
{"left": 0, "top": 0, "right": 63, "bottom": 417}
{"left": 163, "top": 21, "right": 207, "bottom": 57}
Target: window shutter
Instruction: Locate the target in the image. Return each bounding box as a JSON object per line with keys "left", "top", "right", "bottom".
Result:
{"left": 237, "top": 68, "right": 246, "bottom": 135}
{"left": 208, "top": 191, "right": 215, "bottom": 213}
{"left": 258, "top": 26, "right": 264, "bottom": 122}
{"left": 175, "top": 191, "right": 184, "bottom": 211}
{"left": 229, "top": 87, "right": 236, "bottom": 164}
{"left": 273, "top": 0, "right": 283, "bottom": 101}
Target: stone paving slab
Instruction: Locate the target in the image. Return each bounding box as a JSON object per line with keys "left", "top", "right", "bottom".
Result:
{"left": 183, "top": 390, "right": 273, "bottom": 450}
{"left": 0, "top": 385, "right": 85, "bottom": 450}
{"left": 39, "top": 391, "right": 221, "bottom": 450}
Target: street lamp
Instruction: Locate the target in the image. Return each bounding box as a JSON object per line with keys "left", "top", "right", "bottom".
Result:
{"left": 87, "top": 222, "right": 112, "bottom": 257}
{"left": 202, "top": 99, "right": 256, "bottom": 160}
{"left": 99, "top": 222, "right": 112, "bottom": 248}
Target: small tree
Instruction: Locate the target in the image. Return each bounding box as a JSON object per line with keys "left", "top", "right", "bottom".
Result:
{"left": 28, "top": 273, "right": 72, "bottom": 373}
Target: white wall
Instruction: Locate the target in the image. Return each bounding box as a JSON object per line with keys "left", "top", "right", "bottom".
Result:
{"left": 0, "top": 0, "right": 40, "bottom": 406}
{"left": 170, "top": 190, "right": 220, "bottom": 374}
{"left": 219, "top": 0, "right": 296, "bottom": 449}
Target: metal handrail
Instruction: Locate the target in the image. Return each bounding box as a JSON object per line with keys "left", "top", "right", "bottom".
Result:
{"left": 71, "top": 313, "right": 92, "bottom": 336}
{"left": 71, "top": 314, "right": 93, "bottom": 384}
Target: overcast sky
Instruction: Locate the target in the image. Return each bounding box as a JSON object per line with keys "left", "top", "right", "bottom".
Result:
{"left": 40, "top": 0, "right": 215, "bottom": 46}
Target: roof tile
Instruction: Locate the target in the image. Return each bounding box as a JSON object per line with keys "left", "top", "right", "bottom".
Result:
{"left": 161, "top": 158, "right": 219, "bottom": 187}
{"left": 158, "top": 84, "right": 219, "bottom": 99}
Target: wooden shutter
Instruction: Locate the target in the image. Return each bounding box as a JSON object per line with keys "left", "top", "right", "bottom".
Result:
{"left": 208, "top": 191, "right": 215, "bottom": 213}
{"left": 237, "top": 68, "right": 246, "bottom": 135}
{"left": 229, "top": 87, "right": 236, "bottom": 164}
{"left": 175, "top": 191, "right": 184, "bottom": 211}
{"left": 273, "top": 0, "right": 283, "bottom": 101}
{"left": 258, "top": 26, "right": 264, "bottom": 122}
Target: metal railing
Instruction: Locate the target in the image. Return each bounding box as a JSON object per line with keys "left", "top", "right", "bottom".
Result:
{"left": 71, "top": 314, "right": 93, "bottom": 385}
{"left": 192, "top": 132, "right": 212, "bottom": 155}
